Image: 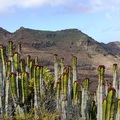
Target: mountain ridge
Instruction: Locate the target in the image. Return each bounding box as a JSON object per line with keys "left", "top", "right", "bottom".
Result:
{"left": 0, "top": 27, "right": 120, "bottom": 91}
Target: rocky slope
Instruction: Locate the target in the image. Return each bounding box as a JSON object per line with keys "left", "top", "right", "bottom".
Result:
{"left": 0, "top": 27, "right": 120, "bottom": 91}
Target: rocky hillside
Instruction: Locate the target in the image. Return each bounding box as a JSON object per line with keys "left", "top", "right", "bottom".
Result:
{"left": 0, "top": 27, "right": 120, "bottom": 91}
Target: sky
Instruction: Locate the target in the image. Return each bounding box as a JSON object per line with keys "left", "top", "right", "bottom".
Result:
{"left": 0, "top": 0, "right": 120, "bottom": 43}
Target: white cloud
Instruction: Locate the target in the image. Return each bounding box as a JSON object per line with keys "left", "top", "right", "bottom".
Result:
{"left": 0, "top": 0, "right": 70, "bottom": 14}
{"left": 0, "top": 0, "right": 120, "bottom": 14}
{"left": 57, "top": 0, "right": 120, "bottom": 15}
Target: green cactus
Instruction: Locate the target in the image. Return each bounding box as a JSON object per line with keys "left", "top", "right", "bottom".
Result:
{"left": 5, "top": 60, "right": 12, "bottom": 115}
{"left": 97, "top": 65, "right": 105, "bottom": 120}
{"left": 34, "top": 65, "right": 40, "bottom": 109}
{"left": 35, "top": 56, "right": 38, "bottom": 65}
{"left": 73, "top": 81, "right": 79, "bottom": 104}
{"left": 72, "top": 56, "right": 77, "bottom": 83}
{"left": 113, "top": 64, "right": 118, "bottom": 97}
{"left": 13, "top": 52, "right": 19, "bottom": 72}
{"left": 20, "top": 59, "right": 25, "bottom": 73}
{"left": 26, "top": 55, "right": 31, "bottom": 73}
{"left": 6, "top": 60, "right": 11, "bottom": 77}
{"left": 0, "top": 46, "right": 7, "bottom": 84}
{"left": 54, "top": 54, "right": 58, "bottom": 88}
{"left": 102, "top": 98, "right": 107, "bottom": 120}
{"left": 21, "top": 72, "right": 29, "bottom": 104}
{"left": 98, "top": 65, "right": 105, "bottom": 85}
{"left": 56, "top": 81, "right": 61, "bottom": 111}
{"left": 62, "top": 72, "right": 68, "bottom": 97}
{"left": 106, "top": 87, "right": 116, "bottom": 120}
{"left": 8, "top": 41, "right": 13, "bottom": 57}
{"left": 9, "top": 72, "right": 17, "bottom": 101}
{"left": 83, "top": 78, "right": 89, "bottom": 91}
{"left": 29, "top": 59, "right": 35, "bottom": 79}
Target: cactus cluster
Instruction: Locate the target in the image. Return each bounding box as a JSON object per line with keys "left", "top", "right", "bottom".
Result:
{"left": 0, "top": 41, "right": 120, "bottom": 120}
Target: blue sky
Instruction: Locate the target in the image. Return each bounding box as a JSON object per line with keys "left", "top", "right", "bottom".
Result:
{"left": 0, "top": 0, "right": 120, "bottom": 43}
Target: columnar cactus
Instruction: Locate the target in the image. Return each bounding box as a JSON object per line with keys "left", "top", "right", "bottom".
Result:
{"left": 106, "top": 87, "right": 116, "bottom": 120}
{"left": 13, "top": 52, "right": 19, "bottom": 72}
{"left": 73, "top": 81, "right": 80, "bottom": 119}
{"left": 61, "top": 72, "right": 68, "bottom": 120}
{"left": 29, "top": 59, "right": 35, "bottom": 80}
{"left": 83, "top": 78, "right": 89, "bottom": 91}
{"left": 67, "top": 66, "right": 72, "bottom": 115}
{"left": 102, "top": 98, "right": 107, "bottom": 120}
{"left": 97, "top": 65, "right": 105, "bottom": 120}
{"left": 54, "top": 54, "right": 58, "bottom": 88}
{"left": 26, "top": 55, "right": 31, "bottom": 73}
{"left": 20, "top": 59, "right": 25, "bottom": 73}
{"left": 9, "top": 72, "right": 17, "bottom": 107}
{"left": 113, "top": 64, "right": 118, "bottom": 97}
{"left": 72, "top": 56, "right": 77, "bottom": 83}
{"left": 81, "top": 78, "right": 90, "bottom": 120}
{"left": 8, "top": 41, "right": 13, "bottom": 57}
{"left": 105, "top": 80, "right": 109, "bottom": 97}
{"left": 34, "top": 65, "right": 40, "bottom": 109}
{"left": 35, "top": 56, "right": 38, "bottom": 65}
{"left": 5, "top": 60, "right": 12, "bottom": 115}
{"left": 0, "top": 46, "right": 7, "bottom": 87}
{"left": 56, "top": 81, "right": 61, "bottom": 111}
{"left": 39, "top": 66, "right": 44, "bottom": 96}
{"left": 13, "top": 52, "right": 20, "bottom": 99}
{"left": 1, "top": 41, "right": 120, "bottom": 119}
{"left": 21, "top": 72, "right": 29, "bottom": 104}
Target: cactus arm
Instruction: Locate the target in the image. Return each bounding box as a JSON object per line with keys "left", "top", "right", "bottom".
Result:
{"left": 8, "top": 41, "right": 13, "bottom": 57}
{"left": 21, "top": 72, "right": 29, "bottom": 104}
{"left": 34, "top": 65, "right": 40, "bottom": 109}
{"left": 40, "top": 66, "right": 44, "bottom": 96}
{"left": 20, "top": 59, "right": 25, "bottom": 73}
{"left": 56, "top": 81, "right": 61, "bottom": 111}
{"left": 102, "top": 98, "right": 107, "bottom": 120}
{"left": 30, "top": 59, "right": 35, "bottom": 80}
{"left": 0, "top": 46, "right": 7, "bottom": 88}
{"left": 26, "top": 55, "right": 31, "bottom": 73}
{"left": 106, "top": 87, "right": 116, "bottom": 120}
{"left": 113, "top": 64, "right": 118, "bottom": 97}
{"left": 13, "top": 52, "right": 19, "bottom": 72}
{"left": 9, "top": 72, "right": 17, "bottom": 108}
{"left": 97, "top": 65, "right": 105, "bottom": 120}
{"left": 54, "top": 54, "right": 58, "bottom": 88}
{"left": 72, "top": 56, "right": 77, "bottom": 83}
